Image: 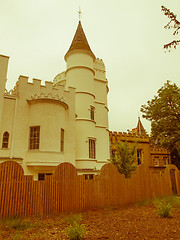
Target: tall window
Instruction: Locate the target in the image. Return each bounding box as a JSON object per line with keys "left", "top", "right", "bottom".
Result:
{"left": 90, "top": 106, "right": 95, "bottom": 120}
{"left": 154, "top": 157, "right": 159, "bottom": 166}
{"left": 29, "top": 126, "right": 40, "bottom": 150}
{"left": 137, "top": 149, "right": 142, "bottom": 165}
{"left": 61, "top": 128, "right": 64, "bottom": 152}
{"left": 2, "top": 131, "right": 9, "bottom": 148}
{"left": 89, "top": 139, "right": 95, "bottom": 159}
{"left": 163, "top": 157, "right": 168, "bottom": 166}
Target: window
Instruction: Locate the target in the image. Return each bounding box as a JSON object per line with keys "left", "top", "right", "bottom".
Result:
{"left": 137, "top": 149, "right": 143, "bottom": 165}
{"left": 2, "top": 131, "right": 9, "bottom": 148}
{"left": 89, "top": 139, "right": 95, "bottom": 159}
{"left": 90, "top": 106, "right": 95, "bottom": 120}
{"left": 61, "top": 128, "right": 64, "bottom": 152}
{"left": 163, "top": 157, "right": 168, "bottom": 166}
{"left": 29, "top": 126, "right": 40, "bottom": 150}
{"left": 38, "top": 173, "right": 52, "bottom": 181}
{"left": 154, "top": 157, "right": 159, "bottom": 166}
{"left": 84, "top": 174, "right": 94, "bottom": 180}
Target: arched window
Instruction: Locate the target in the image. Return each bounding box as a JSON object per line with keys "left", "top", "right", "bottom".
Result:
{"left": 2, "top": 131, "right": 9, "bottom": 148}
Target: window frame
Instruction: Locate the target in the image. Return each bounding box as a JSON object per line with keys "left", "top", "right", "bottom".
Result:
{"left": 84, "top": 174, "right": 94, "bottom": 180}
{"left": 154, "top": 157, "right": 159, "bottom": 166}
{"left": 29, "top": 126, "right": 40, "bottom": 150}
{"left": 38, "top": 173, "right": 52, "bottom": 181}
{"left": 89, "top": 139, "right": 96, "bottom": 159}
{"left": 61, "top": 128, "right": 64, "bottom": 152}
{"left": 163, "top": 157, "right": 168, "bottom": 166}
{"left": 2, "top": 131, "right": 9, "bottom": 149}
{"left": 90, "top": 106, "right": 95, "bottom": 121}
{"left": 137, "top": 149, "right": 143, "bottom": 165}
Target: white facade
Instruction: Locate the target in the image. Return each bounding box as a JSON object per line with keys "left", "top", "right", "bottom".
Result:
{"left": 0, "top": 21, "right": 110, "bottom": 179}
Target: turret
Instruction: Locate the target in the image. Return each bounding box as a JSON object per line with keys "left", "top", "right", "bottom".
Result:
{"left": 64, "top": 21, "right": 97, "bottom": 170}
{"left": 64, "top": 19, "right": 110, "bottom": 172}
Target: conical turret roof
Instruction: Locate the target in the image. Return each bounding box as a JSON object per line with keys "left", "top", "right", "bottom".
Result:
{"left": 65, "top": 21, "right": 95, "bottom": 60}
{"left": 136, "top": 117, "right": 147, "bottom": 136}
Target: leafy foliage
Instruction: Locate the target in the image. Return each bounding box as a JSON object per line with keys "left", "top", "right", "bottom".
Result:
{"left": 154, "top": 198, "right": 172, "bottom": 218}
{"left": 66, "top": 222, "right": 86, "bottom": 240}
{"left": 141, "top": 81, "right": 180, "bottom": 165}
{"left": 161, "top": 6, "right": 180, "bottom": 50}
{"left": 110, "top": 141, "right": 137, "bottom": 178}
{"left": 64, "top": 214, "right": 86, "bottom": 240}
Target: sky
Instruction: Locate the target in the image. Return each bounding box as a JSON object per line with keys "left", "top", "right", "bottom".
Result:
{"left": 0, "top": 0, "right": 180, "bottom": 134}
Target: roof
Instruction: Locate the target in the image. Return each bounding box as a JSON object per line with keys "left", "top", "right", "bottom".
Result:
{"left": 65, "top": 21, "right": 95, "bottom": 60}
{"left": 136, "top": 117, "right": 147, "bottom": 136}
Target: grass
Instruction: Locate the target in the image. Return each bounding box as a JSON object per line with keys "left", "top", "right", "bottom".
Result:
{"left": 0, "top": 216, "right": 39, "bottom": 240}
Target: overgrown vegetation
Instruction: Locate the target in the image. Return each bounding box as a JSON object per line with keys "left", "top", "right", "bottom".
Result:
{"left": 64, "top": 214, "right": 86, "bottom": 240}
{"left": 110, "top": 141, "right": 137, "bottom": 178}
{"left": 141, "top": 81, "right": 180, "bottom": 168}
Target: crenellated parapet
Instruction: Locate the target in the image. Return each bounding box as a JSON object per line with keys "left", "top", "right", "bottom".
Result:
{"left": 15, "top": 75, "right": 74, "bottom": 96}
{"left": 4, "top": 86, "right": 18, "bottom": 98}
{"left": 94, "top": 58, "right": 105, "bottom": 72}
{"left": 94, "top": 58, "right": 107, "bottom": 82}
{"left": 150, "top": 148, "right": 170, "bottom": 155}
{"left": 109, "top": 131, "right": 150, "bottom": 144}
{"left": 53, "top": 71, "right": 66, "bottom": 86}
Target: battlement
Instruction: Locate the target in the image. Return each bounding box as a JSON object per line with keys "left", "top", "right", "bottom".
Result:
{"left": 53, "top": 71, "right": 66, "bottom": 86}
{"left": 109, "top": 131, "right": 150, "bottom": 144}
{"left": 150, "top": 148, "right": 170, "bottom": 154}
{"left": 7, "top": 75, "right": 75, "bottom": 102}
{"left": 94, "top": 58, "right": 105, "bottom": 72}
{"left": 16, "top": 75, "right": 68, "bottom": 92}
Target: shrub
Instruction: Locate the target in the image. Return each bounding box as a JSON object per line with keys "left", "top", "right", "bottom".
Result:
{"left": 66, "top": 221, "right": 86, "bottom": 240}
{"left": 155, "top": 200, "right": 172, "bottom": 218}
{"left": 64, "top": 214, "right": 86, "bottom": 240}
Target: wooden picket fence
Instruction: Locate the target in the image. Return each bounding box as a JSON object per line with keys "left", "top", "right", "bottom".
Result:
{"left": 0, "top": 161, "right": 179, "bottom": 217}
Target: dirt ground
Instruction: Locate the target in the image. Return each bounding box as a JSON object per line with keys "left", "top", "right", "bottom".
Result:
{"left": 0, "top": 205, "right": 180, "bottom": 239}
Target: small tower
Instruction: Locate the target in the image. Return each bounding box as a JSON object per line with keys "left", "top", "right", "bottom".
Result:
{"left": 64, "top": 18, "right": 110, "bottom": 172}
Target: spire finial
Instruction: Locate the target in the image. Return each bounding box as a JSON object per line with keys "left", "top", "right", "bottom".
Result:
{"left": 78, "top": 7, "right": 82, "bottom": 21}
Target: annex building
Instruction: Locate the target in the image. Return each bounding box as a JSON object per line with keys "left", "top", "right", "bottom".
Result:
{"left": 0, "top": 20, "right": 170, "bottom": 180}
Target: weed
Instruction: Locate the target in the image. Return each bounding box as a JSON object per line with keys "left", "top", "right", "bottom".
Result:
{"left": 66, "top": 221, "right": 86, "bottom": 240}
{"left": 64, "top": 214, "right": 86, "bottom": 240}
{"left": 154, "top": 199, "right": 172, "bottom": 218}
{"left": 0, "top": 216, "right": 39, "bottom": 231}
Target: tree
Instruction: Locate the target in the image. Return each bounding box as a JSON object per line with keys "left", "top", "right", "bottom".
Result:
{"left": 141, "top": 81, "right": 180, "bottom": 167}
{"left": 110, "top": 141, "right": 137, "bottom": 178}
{"left": 161, "top": 6, "right": 180, "bottom": 50}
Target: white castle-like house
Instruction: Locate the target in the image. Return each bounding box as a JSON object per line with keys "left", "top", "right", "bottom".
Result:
{"left": 0, "top": 20, "right": 110, "bottom": 180}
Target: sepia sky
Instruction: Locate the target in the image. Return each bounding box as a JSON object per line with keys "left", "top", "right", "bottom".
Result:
{"left": 0, "top": 0, "right": 180, "bottom": 134}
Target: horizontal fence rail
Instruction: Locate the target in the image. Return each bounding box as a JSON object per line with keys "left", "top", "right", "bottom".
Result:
{"left": 0, "top": 161, "right": 179, "bottom": 217}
